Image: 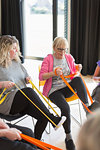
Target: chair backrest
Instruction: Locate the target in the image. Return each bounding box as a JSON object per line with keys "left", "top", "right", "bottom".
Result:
{"left": 38, "top": 65, "right": 46, "bottom": 89}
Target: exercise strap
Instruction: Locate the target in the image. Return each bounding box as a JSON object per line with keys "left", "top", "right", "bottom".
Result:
{"left": 0, "top": 88, "right": 11, "bottom": 104}
{"left": 29, "top": 80, "right": 59, "bottom": 117}
{"left": 55, "top": 68, "right": 94, "bottom": 114}
{"left": 20, "top": 133, "right": 62, "bottom": 150}
{"left": 14, "top": 83, "right": 58, "bottom": 128}
{"left": 0, "top": 82, "right": 60, "bottom": 128}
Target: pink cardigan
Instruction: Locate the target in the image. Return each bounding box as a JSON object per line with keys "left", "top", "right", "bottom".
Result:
{"left": 39, "top": 54, "right": 76, "bottom": 97}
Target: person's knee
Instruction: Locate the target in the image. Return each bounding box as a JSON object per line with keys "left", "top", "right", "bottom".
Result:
{"left": 74, "top": 76, "right": 82, "bottom": 83}
{"left": 24, "top": 128, "right": 34, "bottom": 138}
{"left": 18, "top": 142, "right": 37, "bottom": 150}
{"left": 61, "top": 107, "right": 70, "bottom": 117}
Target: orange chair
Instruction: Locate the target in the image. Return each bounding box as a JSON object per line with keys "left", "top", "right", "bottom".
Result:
{"left": 38, "top": 65, "right": 82, "bottom": 133}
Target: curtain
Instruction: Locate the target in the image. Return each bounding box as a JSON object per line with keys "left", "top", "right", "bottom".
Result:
{"left": 1, "top": 0, "right": 24, "bottom": 62}
{"left": 71, "top": 0, "right": 100, "bottom": 75}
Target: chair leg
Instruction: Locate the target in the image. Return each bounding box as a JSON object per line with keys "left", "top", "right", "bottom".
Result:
{"left": 78, "top": 99, "right": 82, "bottom": 125}
{"left": 14, "top": 115, "right": 28, "bottom": 125}
{"left": 70, "top": 99, "right": 82, "bottom": 127}
{"left": 45, "top": 122, "right": 50, "bottom": 134}
{"left": 71, "top": 115, "right": 81, "bottom": 127}
{"left": 32, "top": 117, "right": 35, "bottom": 127}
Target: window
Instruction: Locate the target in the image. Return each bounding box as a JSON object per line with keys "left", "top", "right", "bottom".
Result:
{"left": 23, "top": 0, "right": 69, "bottom": 59}
{"left": 23, "top": 0, "right": 53, "bottom": 58}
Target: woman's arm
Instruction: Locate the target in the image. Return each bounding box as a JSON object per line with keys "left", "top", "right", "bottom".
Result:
{"left": 39, "top": 56, "right": 56, "bottom": 80}
{"left": 42, "top": 71, "right": 55, "bottom": 80}
{"left": 93, "top": 65, "right": 100, "bottom": 81}
{"left": 0, "top": 128, "right": 22, "bottom": 141}
{"left": 0, "top": 119, "right": 21, "bottom": 140}
{"left": 0, "top": 119, "right": 9, "bottom": 129}
{"left": 75, "top": 64, "right": 82, "bottom": 72}
{"left": 0, "top": 81, "right": 15, "bottom": 89}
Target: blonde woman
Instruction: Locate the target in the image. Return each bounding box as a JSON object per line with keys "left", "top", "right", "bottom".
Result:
{"left": 0, "top": 35, "right": 66, "bottom": 141}
{"left": 77, "top": 109, "right": 100, "bottom": 150}
{"left": 39, "top": 37, "right": 91, "bottom": 150}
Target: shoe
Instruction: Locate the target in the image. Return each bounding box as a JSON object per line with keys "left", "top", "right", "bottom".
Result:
{"left": 65, "top": 138, "right": 75, "bottom": 150}
{"left": 54, "top": 116, "right": 66, "bottom": 130}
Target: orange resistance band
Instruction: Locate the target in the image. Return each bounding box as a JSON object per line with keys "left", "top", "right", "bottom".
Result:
{"left": 55, "top": 68, "right": 94, "bottom": 114}
{"left": 20, "top": 133, "right": 62, "bottom": 150}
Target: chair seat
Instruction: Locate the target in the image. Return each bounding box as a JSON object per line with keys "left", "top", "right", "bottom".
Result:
{"left": 66, "top": 94, "right": 78, "bottom": 102}
{"left": 0, "top": 113, "right": 25, "bottom": 122}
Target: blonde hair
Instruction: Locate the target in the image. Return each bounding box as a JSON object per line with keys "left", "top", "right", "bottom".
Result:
{"left": 77, "top": 109, "right": 100, "bottom": 150}
{"left": 53, "top": 37, "right": 69, "bottom": 50}
{"left": 0, "top": 35, "right": 22, "bottom": 67}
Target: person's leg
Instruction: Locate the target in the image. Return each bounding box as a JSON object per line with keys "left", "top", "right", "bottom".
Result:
{"left": 49, "top": 90, "right": 75, "bottom": 150}
{"left": 10, "top": 87, "right": 65, "bottom": 139}
{"left": 91, "top": 85, "right": 100, "bottom": 103}
{"left": 69, "top": 77, "right": 89, "bottom": 115}
{"left": 87, "top": 85, "right": 100, "bottom": 112}
{"left": 49, "top": 90, "right": 71, "bottom": 134}
{"left": 70, "top": 77, "right": 88, "bottom": 104}
{"left": 0, "top": 138, "right": 37, "bottom": 150}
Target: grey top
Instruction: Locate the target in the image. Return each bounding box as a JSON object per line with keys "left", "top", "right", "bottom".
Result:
{"left": 0, "top": 61, "right": 29, "bottom": 115}
{"left": 48, "top": 56, "right": 71, "bottom": 96}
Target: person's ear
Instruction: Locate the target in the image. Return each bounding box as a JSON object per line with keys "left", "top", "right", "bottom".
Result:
{"left": 53, "top": 47, "right": 56, "bottom": 53}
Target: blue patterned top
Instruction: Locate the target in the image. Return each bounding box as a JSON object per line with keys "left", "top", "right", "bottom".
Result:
{"left": 97, "top": 60, "right": 100, "bottom": 67}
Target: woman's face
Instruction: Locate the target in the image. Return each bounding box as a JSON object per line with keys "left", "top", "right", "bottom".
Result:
{"left": 53, "top": 45, "right": 67, "bottom": 59}
{"left": 9, "top": 43, "right": 18, "bottom": 60}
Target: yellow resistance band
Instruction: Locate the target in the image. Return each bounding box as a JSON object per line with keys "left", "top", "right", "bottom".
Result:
{"left": 14, "top": 83, "right": 58, "bottom": 128}
{"left": 29, "top": 80, "right": 59, "bottom": 117}
{"left": 0, "top": 88, "right": 10, "bottom": 104}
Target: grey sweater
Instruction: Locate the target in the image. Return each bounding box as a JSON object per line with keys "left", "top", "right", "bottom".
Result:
{"left": 0, "top": 61, "right": 29, "bottom": 115}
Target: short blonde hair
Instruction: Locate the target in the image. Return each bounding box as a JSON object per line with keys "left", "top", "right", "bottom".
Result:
{"left": 0, "top": 35, "right": 22, "bottom": 67}
{"left": 53, "top": 37, "right": 69, "bottom": 50}
{"left": 77, "top": 109, "right": 100, "bottom": 150}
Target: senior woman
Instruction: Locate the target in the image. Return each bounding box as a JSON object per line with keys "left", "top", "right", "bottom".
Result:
{"left": 39, "top": 37, "right": 90, "bottom": 150}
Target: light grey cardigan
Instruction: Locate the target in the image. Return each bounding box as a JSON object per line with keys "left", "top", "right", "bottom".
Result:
{"left": 0, "top": 61, "right": 29, "bottom": 115}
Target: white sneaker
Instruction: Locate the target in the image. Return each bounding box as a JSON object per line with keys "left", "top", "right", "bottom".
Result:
{"left": 54, "top": 116, "right": 66, "bottom": 130}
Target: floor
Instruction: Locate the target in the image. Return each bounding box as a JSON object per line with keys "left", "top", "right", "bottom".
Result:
{"left": 12, "top": 59, "right": 97, "bottom": 150}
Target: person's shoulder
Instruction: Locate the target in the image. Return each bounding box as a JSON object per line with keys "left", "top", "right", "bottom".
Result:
{"left": 47, "top": 54, "right": 53, "bottom": 57}
{"left": 43, "top": 54, "right": 53, "bottom": 60}
{"left": 97, "top": 60, "right": 100, "bottom": 67}
{"left": 12, "top": 61, "right": 23, "bottom": 69}
{"left": 65, "top": 54, "right": 74, "bottom": 59}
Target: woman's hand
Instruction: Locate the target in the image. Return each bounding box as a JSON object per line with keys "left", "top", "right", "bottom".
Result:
{"left": 54, "top": 67, "right": 63, "bottom": 76}
{"left": 3, "top": 81, "right": 15, "bottom": 89}
{"left": 0, "top": 119, "right": 9, "bottom": 129}
{"left": 5, "top": 128, "right": 22, "bottom": 141}
{"left": 26, "top": 76, "right": 32, "bottom": 84}
{"left": 76, "top": 64, "right": 82, "bottom": 72}
{"left": 93, "top": 76, "right": 100, "bottom": 82}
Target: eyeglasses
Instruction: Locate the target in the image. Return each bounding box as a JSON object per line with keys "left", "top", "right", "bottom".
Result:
{"left": 57, "top": 48, "right": 68, "bottom": 52}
